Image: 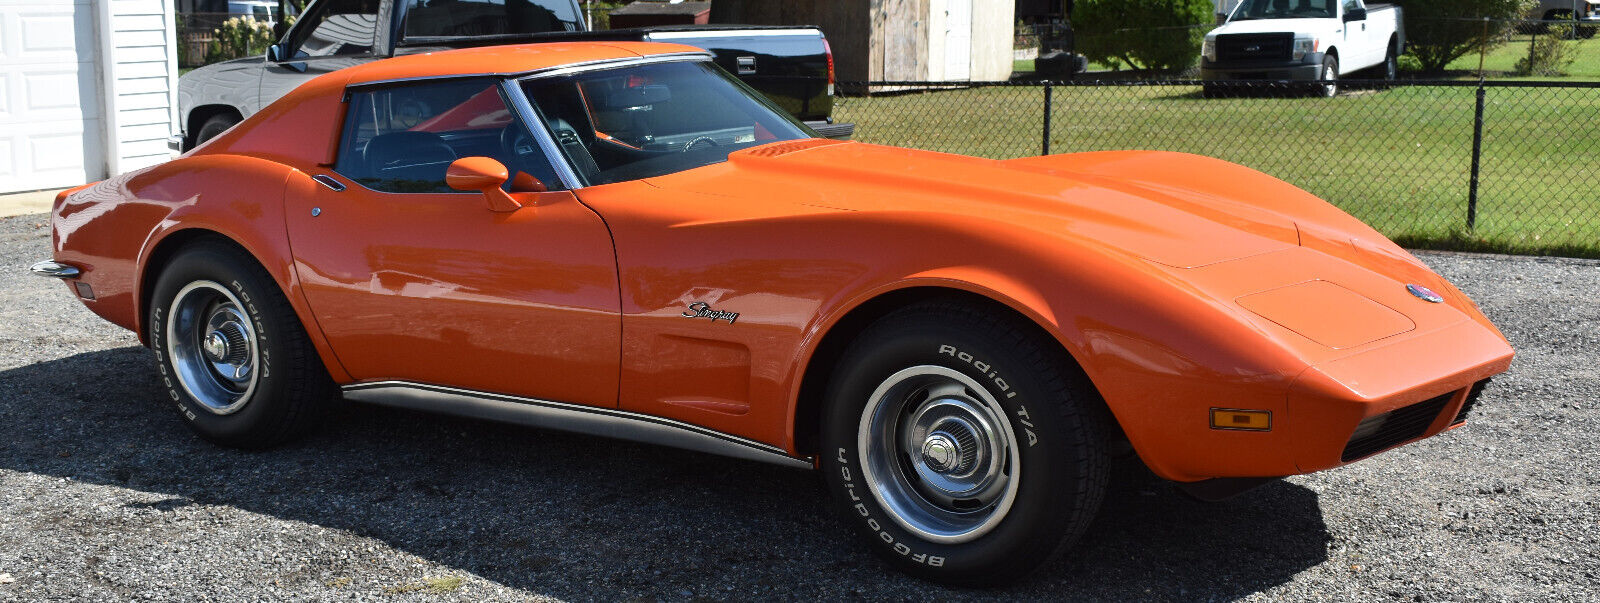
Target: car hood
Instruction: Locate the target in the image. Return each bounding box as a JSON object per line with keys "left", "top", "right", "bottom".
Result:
{"left": 1210, "top": 18, "right": 1336, "bottom": 36}
{"left": 647, "top": 140, "right": 1315, "bottom": 269}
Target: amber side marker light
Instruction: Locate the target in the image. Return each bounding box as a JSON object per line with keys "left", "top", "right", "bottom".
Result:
{"left": 1210, "top": 408, "right": 1272, "bottom": 431}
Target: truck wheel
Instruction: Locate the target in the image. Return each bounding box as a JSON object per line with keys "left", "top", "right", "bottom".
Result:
{"left": 1316, "top": 55, "right": 1339, "bottom": 97}
{"left": 194, "top": 113, "right": 241, "bottom": 147}
{"left": 148, "top": 239, "right": 336, "bottom": 449}
{"left": 818, "top": 302, "right": 1108, "bottom": 586}
{"left": 1382, "top": 45, "right": 1398, "bottom": 82}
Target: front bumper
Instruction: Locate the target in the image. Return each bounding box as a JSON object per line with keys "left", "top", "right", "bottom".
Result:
{"left": 1284, "top": 319, "right": 1512, "bottom": 474}
{"left": 1201, "top": 53, "right": 1325, "bottom": 81}
{"left": 167, "top": 134, "right": 184, "bottom": 158}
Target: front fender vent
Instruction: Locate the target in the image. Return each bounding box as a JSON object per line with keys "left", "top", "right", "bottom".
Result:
{"left": 1341, "top": 391, "right": 1455, "bottom": 462}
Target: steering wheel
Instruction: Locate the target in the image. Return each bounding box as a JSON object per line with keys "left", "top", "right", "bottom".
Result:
{"left": 683, "top": 136, "right": 719, "bottom": 153}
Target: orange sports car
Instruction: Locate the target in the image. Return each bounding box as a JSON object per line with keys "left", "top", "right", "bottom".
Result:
{"left": 32, "top": 42, "right": 1513, "bottom": 585}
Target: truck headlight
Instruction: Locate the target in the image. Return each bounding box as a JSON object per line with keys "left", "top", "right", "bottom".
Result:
{"left": 1293, "top": 37, "right": 1317, "bottom": 61}
{"left": 1203, "top": 38, "right": 1217, "bottom": 61}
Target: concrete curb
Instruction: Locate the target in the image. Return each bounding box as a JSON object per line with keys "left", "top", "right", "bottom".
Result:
{"left": 0, "top": 189, "right": 62, "bottom": 219}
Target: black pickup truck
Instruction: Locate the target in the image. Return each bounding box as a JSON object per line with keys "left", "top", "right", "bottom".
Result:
{"left": 174, "top": 0, "right": 850, "bottom": 152}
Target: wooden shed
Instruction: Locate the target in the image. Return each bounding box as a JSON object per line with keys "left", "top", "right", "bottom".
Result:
{"left": 710, "top": 0, "right": 1015, "bottom": 84}
{"left": 609, "top": 1, "right": 712, "bottom": 28}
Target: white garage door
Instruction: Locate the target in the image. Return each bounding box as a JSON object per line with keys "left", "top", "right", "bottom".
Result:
{"left": 0, "top": 0, "right": 102, "bottom": 194}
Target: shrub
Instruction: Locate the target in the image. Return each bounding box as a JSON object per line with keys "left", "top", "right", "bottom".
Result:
{"left": 206, "top": 17, "right": 275, "bottom": 64}
{"left": 1073, "top": 0, "right": 1214, "bottom": 72}
{"left": 1514, "top": 25, "right": 1580, "bottom": 75}
{"left": 1404, "top": 0, "right": 1536, "bottom": 73}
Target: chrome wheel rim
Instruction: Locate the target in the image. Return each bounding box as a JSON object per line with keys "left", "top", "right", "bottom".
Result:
{"left": 1322, "top": 63, "right": 1337, "bottom": 96}
{"left": 858, "top": 365, "right": 1021, "bottom": 544}
{"left": 167, "top": 280, "right": 258, "bottom": 415}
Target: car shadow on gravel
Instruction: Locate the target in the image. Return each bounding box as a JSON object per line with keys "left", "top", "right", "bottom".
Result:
{"left": 1, "top": 346, "right": 1331, "bottom": 600}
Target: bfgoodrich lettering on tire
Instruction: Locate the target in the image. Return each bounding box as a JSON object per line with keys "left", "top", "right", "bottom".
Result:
{"left": 819, "top": 301, "right": 1109, "bottom": 585}
{"left": 149, "top": 238, "right": 335, "bottom": 448}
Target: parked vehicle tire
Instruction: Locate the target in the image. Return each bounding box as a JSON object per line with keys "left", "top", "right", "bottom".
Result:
{"left": 819, "top": 301, "right": 1109, "bottom": 586}
{"left": 1201, "top": 83, "right": 1220, "bottom": 99}
{"left": 194, "top": 113, "right": 241, "bottom": 147}
{"left": 148, "top": 239, "right": 336, "bottom": 449}
{"left": 1316, "top": 55, "right": 1339, "bottom": 97}
{"left": 1381, "top": 43, "right": 1398, "bottom": 83}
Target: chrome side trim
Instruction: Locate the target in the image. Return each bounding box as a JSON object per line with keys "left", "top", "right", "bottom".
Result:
{"left": 342, "top": 381, "right": 814, "bottom": 470}
{"left": 500, "top": 80, "right": 585, "bottom": 191}
{"left": 30, "top": 261, "right": 81, "bottom": 279}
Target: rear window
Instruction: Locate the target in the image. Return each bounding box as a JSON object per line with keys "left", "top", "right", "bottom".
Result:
{"left": 402, "top": 0, "right": 583, "bottom": 38}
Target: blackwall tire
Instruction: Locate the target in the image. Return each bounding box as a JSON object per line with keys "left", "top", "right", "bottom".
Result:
{"left": 148, "top": 239, "right": 335, "bottom": 449}
{"left": 194, "top": 113, "right": 241, "bottom": 147}
{"left": 1317, "top": 55, "right": 1339, "bottom": 97}
{"left": 819, "top": 301, "right": 1109, "bottom": 586}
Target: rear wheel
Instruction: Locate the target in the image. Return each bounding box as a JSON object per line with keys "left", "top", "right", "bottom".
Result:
{"left": 149, "top": 239, "right": 335, "bottom": 448}
{"left": 819, "top": 301, "right": 1108, "bottom": 585}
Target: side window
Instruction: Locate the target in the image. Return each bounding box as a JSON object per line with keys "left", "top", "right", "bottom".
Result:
{"left": 334, "top": 79, "right": 561, "bottom": 194}
{"left": 403, "top": 0, "right": 584, "bottom": 37}
{"left": 287, "top": 0, "right": 379, "bottom": 59}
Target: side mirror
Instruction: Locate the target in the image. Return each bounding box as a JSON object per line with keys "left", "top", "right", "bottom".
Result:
{"left": 446, "top": 157, "right": 524, "bottom": 212}
{"left": 267, "top": 43, "right": 285, "bottom": 62}
{"left": 1343, "top": 8, "right": 1366, "bottom": 21}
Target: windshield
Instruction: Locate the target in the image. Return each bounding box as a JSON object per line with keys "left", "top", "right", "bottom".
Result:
{"left": 517, "top": 60, "right": 813, "bottom": 187}
{"left": 1229, "top": 0, "right": 1335, "bottom": 21}
{"left": 402, "top": 0, "right": 583, "bottom": 38}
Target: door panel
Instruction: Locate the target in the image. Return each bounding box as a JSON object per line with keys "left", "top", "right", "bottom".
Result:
{"left": 283, "top": 176, "right": 622, "bottom": 407}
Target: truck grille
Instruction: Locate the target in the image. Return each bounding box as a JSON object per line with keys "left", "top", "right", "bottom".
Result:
{"left": 1341, "top": 391, "right": 1455, "bottom": 462}
{"left": 1216, "top": 33, "right": 1294, "bottom": 62}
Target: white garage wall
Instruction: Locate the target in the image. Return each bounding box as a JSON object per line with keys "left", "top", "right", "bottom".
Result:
{"left": 0, "top": 0, "right": 105, "bottom": 194}
{"left": 96, "top": 0, "right": 177, "bottom": 175}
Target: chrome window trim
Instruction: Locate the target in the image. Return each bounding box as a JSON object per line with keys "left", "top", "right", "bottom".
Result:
{"left": 645, "top": 29, "right": 820, "bottom": 39}
{"left": 510, "top": 52, "right": 712, "bottom": 80}
{"left": 342, "top": 380, "right": 814, "bottom": 470}
{"left": 500, "top": 79, "right": 585, "bottom": 191}
{"left": 345, "top": 52, "right": 712, "bottom": 91}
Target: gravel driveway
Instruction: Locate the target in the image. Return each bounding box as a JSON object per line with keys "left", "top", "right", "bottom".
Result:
{"left": 2, "top": 213, "right": 1596, "bottom": 601}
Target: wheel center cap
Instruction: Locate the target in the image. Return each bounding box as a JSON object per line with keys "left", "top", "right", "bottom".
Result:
{"left": 203, "top": 331, "right": 230, "bottom": 362}
{"left": 921, "top": 434, "right": 959, "bottom": 472}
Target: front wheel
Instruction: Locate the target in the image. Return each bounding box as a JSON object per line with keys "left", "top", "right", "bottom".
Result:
{"left": 149, "top": 239, "right": 336, "bottom": 448}
{"left": 819, "top": 302, "right": 1108, "bottom": 585}
{"left": 193, "top": 113, "right": 241, "bottom": 148}
{"left": 1316, "top": 55, "right": 1339, "bottom": 97}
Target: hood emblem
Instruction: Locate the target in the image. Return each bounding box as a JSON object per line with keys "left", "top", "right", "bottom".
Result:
{"left": 1406, "top": 284, "right": 1444, "bottom": 303}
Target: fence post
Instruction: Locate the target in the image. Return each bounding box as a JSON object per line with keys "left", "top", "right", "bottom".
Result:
{"left": 1467, "top": 81, "right": 1485, "bottom": 230}
{"left": 1042, "top": 83, "right": 1053, "bottom": 156}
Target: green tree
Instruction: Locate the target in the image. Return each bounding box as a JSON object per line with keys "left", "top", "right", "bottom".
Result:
{"left": 1404, "top": 0, "right": 1536, "bottom": 73}
{"left": 1073, "top": 0, "right": 1214, "bottom": 72}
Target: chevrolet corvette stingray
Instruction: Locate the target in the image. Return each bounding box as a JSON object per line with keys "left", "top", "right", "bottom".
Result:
{"left": 32, "top": 42, "right": 1513, "bottom": 585}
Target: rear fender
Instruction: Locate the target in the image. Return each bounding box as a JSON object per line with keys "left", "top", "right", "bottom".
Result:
{"left": 132, "top": 155, "right": 352, "bottom": 382}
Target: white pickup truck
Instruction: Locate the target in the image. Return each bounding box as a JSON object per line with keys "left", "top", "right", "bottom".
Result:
{"left": 1201, "top": 0, "right": 1404, "bottom": 97}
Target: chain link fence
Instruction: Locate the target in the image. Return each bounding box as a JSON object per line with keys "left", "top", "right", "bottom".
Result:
{"left": 834, "top": 79, "right": 1600, "bottom": 258}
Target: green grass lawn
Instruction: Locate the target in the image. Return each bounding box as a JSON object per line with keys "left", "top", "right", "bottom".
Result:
{"left": 835, "top": 84, "right": 1600, "bottom": 257}
{"left": 1445, "top": 32, "right": 1600, "bottom": 78}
